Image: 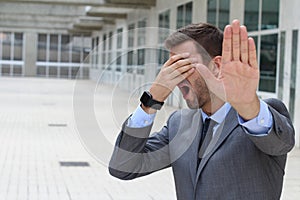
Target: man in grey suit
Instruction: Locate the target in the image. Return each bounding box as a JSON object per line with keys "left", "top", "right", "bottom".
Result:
{"left": 109, "top": 20, "right": 295, "bottom": 199}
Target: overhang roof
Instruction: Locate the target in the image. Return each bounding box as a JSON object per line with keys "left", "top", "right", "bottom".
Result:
{"left": 0, "top": 0, "right": 156, "bottom": 35}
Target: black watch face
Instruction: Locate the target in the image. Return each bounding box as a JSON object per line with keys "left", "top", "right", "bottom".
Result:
{"left": 140, "top": 91, "right": 163, "bottom": 110}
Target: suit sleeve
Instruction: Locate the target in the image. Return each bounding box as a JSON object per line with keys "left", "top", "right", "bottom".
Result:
{"left": 245, "top": 98, "right": 295, "bottom": 156}
{"left": 108, "top": 113, "right": 174, "bottom": 180}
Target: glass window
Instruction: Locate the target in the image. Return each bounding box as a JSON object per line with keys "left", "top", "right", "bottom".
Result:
{"left": 158, "top": 48, "right": 169, "bottom": 65}
{"left": 13, "top": 65, "right": 22, "bottom": 76}
{"left": 102, "top": 52, "right": 106, "bottom": 65}
{"left": 49, "top": 34, "right": 58, "bottom": 62}
{"left": 2, "top": 64, "right": 10, "bottom": 75}
{"left": 2, "top": 32, "right": 11, "bottom": 60}
{"left": 259, "top": 34, "right": 278, "bottom": 93}
{"left": 103, "top": 34, "right": 107, "bottom": 51}
{"left": 116, "top": 52, "right": 122, "bottom": 66}
{"left": 261, "top": 0, "right": 279, "bottom": 30}
{"left": 95, "top": 37, "right": 99, "bottom": 66}
{"left": 38, "top": 34, "right": 47, "bottom": 61}
{"left": 108, "top": 31, "right": 113, "bottom": 50}
{"left": 128, "top": 24, "right": 135, "bottom": 48}
{"left": 278, "top": 31, "right": 285, "bottom": 100}
{"left": 158, "top": 10, "right": 171, "bottom": 66}
{"left": 289, "top": 30, "right": 298, "bottom": 122}
{"left": 61, "top": 35, "right": 70, "bottom": 62}
{"left": 138, "top": 20, "right": 146, "bottom": 46}
{"left": 127, "top": 50, "right": 134, "bottom": 66}
{"left": 177, "top": 5, "right": 184, "bottom": 29}
{"left": 244, "top": 0, "right": 259, "bottom": 31}
{"left": 219, "top": 0, "right": 230, "bottom": 30}
{"left": 244, "top": 0, "right": 279, "bottom": 31}
{"left": 14, "top": 33, "right": 23, "bottom": 61}
{"left": 71, "top": 36, "right": 81, "bottom": 63}
{"left": 137, "top": 49, "right": 145, "bottom": 66}
{"left": 49, "top": 66, "right": 58, "bottom": 77}
{"left": 117, "top": 28, "right": 123, "bottom": 49}
{"left": 207, "top": 0, "right": 229, "bottom": 30}
{"left": 83, "top": 37, "right": 91, "bottom": 63}
{"left": 177, "top": 2, "right": 193, "bottom": 29}
{"left": 102, "top": 34, "right": 107, "bottom": 67}
{"left": 207, "top": 0, "right": 217, "bottom": 26}
{"left": 158, "top": 10, "right": 170, "bottom": 44}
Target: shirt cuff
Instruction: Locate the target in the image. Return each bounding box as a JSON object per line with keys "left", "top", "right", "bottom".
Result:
{"left": 127, "top": 105, "right": 156, "bottom": 128}
{"left": 238, "top": 100, "right": 273, "bottom": 135}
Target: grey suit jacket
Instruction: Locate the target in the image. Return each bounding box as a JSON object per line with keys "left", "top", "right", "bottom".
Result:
{"left": 109, "top": 98, "right": 295, "bottom": 200}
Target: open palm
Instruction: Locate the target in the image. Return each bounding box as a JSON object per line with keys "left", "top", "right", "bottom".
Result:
{"left": 197, "top": 20, "right": 260, "bottom": 120}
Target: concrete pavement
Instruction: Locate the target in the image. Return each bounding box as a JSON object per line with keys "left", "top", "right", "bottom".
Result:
{"left": 0, "top": 77, "right": 298, "bottom": 200}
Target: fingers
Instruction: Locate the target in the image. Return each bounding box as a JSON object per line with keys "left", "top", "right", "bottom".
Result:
{"left": 222, "top": 25, "right": 232, "bottom": 63}
{"left": 164, "top": 52, "right": 190, "bottom": 67}
{"left": 222, "top": 19, "right": 257, "bottom": 68}
{"left": 232, "top": 20, "right": 240, "bottom": 61}
{"left": 240, "top": 26, "right": 248, "bottom": 63}
{"left": 248, "top": 37, "right": 258, "bottom": 69}
{"left": 163, "top": 53, "right": 197, "bottom": 79}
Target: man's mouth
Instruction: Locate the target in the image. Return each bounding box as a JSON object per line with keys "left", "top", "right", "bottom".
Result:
{"left": 178, "top": 81, "right": 191, "bottom": 99}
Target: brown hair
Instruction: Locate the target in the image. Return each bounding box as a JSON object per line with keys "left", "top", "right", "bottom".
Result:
{"left": 164, "top": 23, "right": 223, "bottom": 63}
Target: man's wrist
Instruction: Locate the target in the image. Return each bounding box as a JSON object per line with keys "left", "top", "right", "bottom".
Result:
{"left": 141, "top": 103, "right": 157, "bottom": 114}
{"left": 234, "top": 96, "right": 260, "bottom": 121}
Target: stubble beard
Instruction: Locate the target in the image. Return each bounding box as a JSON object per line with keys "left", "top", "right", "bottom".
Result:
{"left": 185, "top": 80, "right": 210, "bottom": 110}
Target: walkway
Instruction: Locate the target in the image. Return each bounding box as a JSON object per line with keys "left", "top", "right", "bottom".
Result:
{"left": 0, "top": 77, "right": 298, "bottom": 200}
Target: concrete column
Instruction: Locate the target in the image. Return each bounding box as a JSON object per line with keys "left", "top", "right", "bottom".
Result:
{"left": 192, "top": 0, "right": 207, "bottom": 23}
{"left": 229, "top": 0, "right": 244, "bottom": 23}
{"left": 24, "top": 32, "right": 37, "bottom": 76}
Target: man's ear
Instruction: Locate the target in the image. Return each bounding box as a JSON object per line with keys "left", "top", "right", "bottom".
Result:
{"left": 213, "top": 56, "right": 222, "bottom": 69}
{"left": 209, "top": 56, "right": 222, "bottom": 76}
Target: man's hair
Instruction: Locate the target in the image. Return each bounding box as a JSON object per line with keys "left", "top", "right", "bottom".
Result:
{"left": 164, "top": 23, "right": 223, "bottom": 63}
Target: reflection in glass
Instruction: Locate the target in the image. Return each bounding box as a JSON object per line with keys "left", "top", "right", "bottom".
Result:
{"left": 262, "top": 0, "right": 279, "bottom": 30}
{"left": 244, "top": 0, "right": 259, "bottom": 31}
{"left": 259, "top": 34, "right": 278, "bottom": 92}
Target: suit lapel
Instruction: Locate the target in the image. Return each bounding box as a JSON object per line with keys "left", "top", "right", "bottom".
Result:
{"left": 194, "top": 108, "right": 239, "bottom": 184}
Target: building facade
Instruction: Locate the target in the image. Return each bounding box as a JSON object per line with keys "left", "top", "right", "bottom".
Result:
{"left": 0, "top": 0, "right": 299, "bottom": 147}
{"left": 90, "top": 0, "right": 300, "bottom": 147}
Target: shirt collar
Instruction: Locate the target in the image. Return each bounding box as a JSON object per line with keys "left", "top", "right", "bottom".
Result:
{"left": 200, "top": 102, "right": 231, "bottom": 124}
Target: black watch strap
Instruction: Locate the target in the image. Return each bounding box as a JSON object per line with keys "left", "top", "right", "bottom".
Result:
{"left": 140, "top": 91, "right": 164, "bottom": 110}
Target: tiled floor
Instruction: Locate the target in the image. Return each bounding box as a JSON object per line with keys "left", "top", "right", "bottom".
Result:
{"left": 0, "top": 77, "right": 298, "bottom": 200}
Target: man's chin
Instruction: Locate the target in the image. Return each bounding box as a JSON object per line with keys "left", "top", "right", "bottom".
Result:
{"left": 186, "top": 100, "right": 200, "bottom": 109}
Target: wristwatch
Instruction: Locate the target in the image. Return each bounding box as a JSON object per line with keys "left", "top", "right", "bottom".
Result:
{"left": 140, "top": 91, "right": 164, "bottom": 110}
